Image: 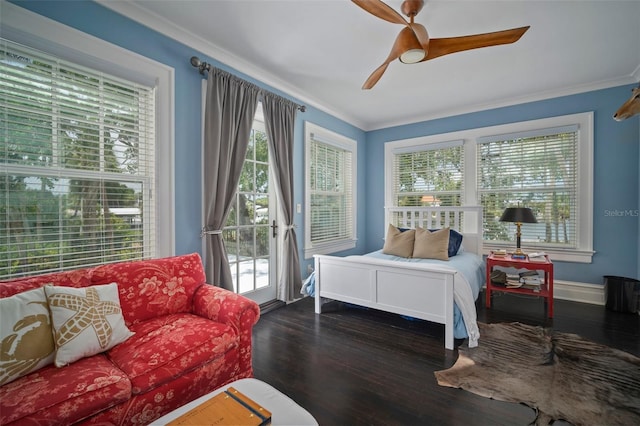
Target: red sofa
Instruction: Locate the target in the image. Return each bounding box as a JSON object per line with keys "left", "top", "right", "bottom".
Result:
{"left": 0, "top": 253, "right": 260, "bottom": 425}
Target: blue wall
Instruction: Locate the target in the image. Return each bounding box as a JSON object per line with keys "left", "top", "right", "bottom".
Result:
{"left": 9, "top": 0, "right": 366, "bottom": 277}
{"left": 10, "top": 1, "right": 640, "bottom": 286}
{"left": 366, "top": 86, "right": 640, "bottom": 284}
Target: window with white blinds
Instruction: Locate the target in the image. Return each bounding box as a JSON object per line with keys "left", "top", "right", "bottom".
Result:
{"left": 384, "top": 113, "right": 593, "bottom": 262}
{"left": 0, "top": 38, "right": 156, "bottom": 278}
{"left": 477, "top": 125, "right": 579, "bottom": 249}
{"left": 304, "top": 122, "right": 356, "bottom": 258}
{"left": 392, "top": 141, "right": 464, "bottom": 207}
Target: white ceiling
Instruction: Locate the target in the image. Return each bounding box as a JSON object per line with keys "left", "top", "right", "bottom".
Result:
{"left": 100, "top": 0, "right": 640, "bottom": 131}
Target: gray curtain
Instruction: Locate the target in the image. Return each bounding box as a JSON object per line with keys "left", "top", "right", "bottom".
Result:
{"left": 203, "top": 68, "right": 260, "bottom": 289}
{"left": 262, "top": 93, "right": 302, "bottom": 301}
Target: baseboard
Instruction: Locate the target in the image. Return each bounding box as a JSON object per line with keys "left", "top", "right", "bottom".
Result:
{"left": 554, "top": 280, "right": 604, "bottom": 305}
{"left": 260, "top": 300, "right": 286, "bottom": 314}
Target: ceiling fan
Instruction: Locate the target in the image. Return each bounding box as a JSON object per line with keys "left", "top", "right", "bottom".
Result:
{"left": 353, "top": 0, "right": 530, "bottom": 89}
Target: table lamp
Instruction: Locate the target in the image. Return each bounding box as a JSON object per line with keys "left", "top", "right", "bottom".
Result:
{"left": 499, "top": 207, "right": 537, "bottom": 255}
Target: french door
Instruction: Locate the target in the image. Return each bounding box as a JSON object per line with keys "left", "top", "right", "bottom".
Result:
{"left": 222, "top": 110, "right": 278, "bottom": 304}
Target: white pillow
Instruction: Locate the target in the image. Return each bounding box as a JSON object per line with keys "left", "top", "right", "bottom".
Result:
{"left": 0, "top": 287, "right": 56, "bottom": 385}
{"left": 45, "top": 283, "right": 134, "bottom": 367}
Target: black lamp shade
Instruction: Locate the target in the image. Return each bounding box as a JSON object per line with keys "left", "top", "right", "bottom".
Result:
{"left": 500, "top": 207, "right": 537, "bottom": 224}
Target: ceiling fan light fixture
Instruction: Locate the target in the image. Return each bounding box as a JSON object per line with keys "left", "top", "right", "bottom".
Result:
{"left": 400, "top": 48, "right": 425, "bottom": 64}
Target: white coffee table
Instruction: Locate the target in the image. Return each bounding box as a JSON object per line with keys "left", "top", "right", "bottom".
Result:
{"left": 152, "top": 378, "right": 318, "bottom": 426}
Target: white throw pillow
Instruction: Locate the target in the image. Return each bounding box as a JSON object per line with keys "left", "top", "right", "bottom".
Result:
{"left": 0, "top": 287, "right": 56, "bottom": 385}
{"left": 44, "top": 283, "right": 134, "bottom": 367}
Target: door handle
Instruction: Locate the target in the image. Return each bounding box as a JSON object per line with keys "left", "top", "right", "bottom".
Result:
{"left": 271, "top": 220, "right": 278, "bottom": 238}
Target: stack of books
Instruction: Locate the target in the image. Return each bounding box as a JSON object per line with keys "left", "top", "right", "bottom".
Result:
{"left": 492, "top": 249, "right": 507, "bottom": 257}
{"left": 505, "top": 270, "right": 542, "bottom": 291}
{"left": 519, "top": 270, "right": 542, "bottom": 291}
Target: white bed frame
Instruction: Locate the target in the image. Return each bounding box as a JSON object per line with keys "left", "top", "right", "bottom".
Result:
{"left": 313, "top": 206, "right": 483, "bottom": 350}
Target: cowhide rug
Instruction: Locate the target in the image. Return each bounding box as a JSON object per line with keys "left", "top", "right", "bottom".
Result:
{"left": 435, "top": 322, "right": 640, "bottom": 425}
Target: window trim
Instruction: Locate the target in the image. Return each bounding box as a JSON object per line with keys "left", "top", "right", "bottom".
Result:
{"left": 3, "top": 1, "right": 175, "bottom": 258}
{"left": 385, "top": 112, "right": 594, "bottom": 263}
{"left": 304, "top": 122, "right": 357, "bottom": 259}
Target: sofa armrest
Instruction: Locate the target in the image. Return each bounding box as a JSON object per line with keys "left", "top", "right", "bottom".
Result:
{"left": 192, "top": 284, "right": 260, "bottom": 374}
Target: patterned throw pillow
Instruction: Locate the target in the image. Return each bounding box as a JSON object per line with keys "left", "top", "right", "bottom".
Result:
{"left": 0, "top": 287, "right": 55, "bottom": 385}
{"left": 44, "top": 283, "right": 134, "bottom": 367}
{"left": 413, "top": 227, "right": 450, "bottom": 261}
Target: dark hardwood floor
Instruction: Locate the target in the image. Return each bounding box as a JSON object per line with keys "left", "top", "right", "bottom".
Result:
{"left": 252, "top": 292, "right": 640, "bottom": 425}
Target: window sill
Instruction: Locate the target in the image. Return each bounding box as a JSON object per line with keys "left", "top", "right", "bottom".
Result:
{"left": 304, "top": 239, "right": 357, "bottom": 259}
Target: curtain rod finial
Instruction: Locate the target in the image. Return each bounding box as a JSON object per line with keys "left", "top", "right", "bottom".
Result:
{"left": 190, "top": 56, "right": 208, "bottom": 75}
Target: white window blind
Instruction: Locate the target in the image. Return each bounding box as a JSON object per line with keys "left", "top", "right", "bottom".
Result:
{"left": 393, "top": 140, "right": 464, "bottom": 207}
{"left": 477, "top": 125, "right": 579, "bottom": 249}
{"left": 0, "top": 38, "right": 156, "bottom": 279}
{"left": 304, "top": 123, "right": 356, "bottom": 258}
{"left": 310, "top": 138, "right": 353, "bottom": 242}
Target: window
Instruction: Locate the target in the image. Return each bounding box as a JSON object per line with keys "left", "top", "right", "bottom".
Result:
{"left": 478, "top": 125, "right": 579, "bottom": 251}
{"left": 391, "top": 140, "right": 464, "bottom": 207}
{"left": 385, "top": 113, "right": 593, "bottom": 262}
{"left": 0, "top": 3, "right": 173, "bottom": 279}
{"left": 304, "top": 122, "right": 357, "bottom": 258}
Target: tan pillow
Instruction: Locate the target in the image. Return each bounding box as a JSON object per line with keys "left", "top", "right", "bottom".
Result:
{"left": 45, "top": 283, "right": 134, "bottom": 367}
{"left": 0, "top": 287, "right": 56, "bottom": 385}
{"left": 382, "top": 224, "right": 415, "bottom": 258}
{"left": 413, "top": 227, "right": 450, "bottom": 261}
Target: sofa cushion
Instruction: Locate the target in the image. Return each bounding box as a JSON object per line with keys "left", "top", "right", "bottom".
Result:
{"left": 107, "top": 313, "right": 238, "bottom": 394}
{"left": 45, "top": 283, "right": 135, "bottom": 367}
{"left": 0, "top": 287, "right": 56, "bottom": 385}
{"left": 0, "top": 354, "right": 131, "bottom": 425}
{"left": 0, "top": 268, "right": 93, "bottom": 298}
{"left": 91, "top": 253, "right": 206, "bottom": 326}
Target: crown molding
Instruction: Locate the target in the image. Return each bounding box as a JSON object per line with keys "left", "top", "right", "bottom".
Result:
{"left": 94, "top": 1, "right": 640, "bottom": 132}
{"left": 96, "top": 0, "right": 366, "bottom": 129}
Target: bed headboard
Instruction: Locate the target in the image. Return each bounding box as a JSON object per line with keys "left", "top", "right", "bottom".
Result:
{"left": 385, "top": 206, "right": 483, "bottom": 255}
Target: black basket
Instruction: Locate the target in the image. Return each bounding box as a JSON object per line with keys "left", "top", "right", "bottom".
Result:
{"left": 604, "top": 276, "right": 640, "bottom": 313}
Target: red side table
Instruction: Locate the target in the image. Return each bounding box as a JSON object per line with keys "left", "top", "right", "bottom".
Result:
{"left": 486, "top": 253, "right": 554, "bottom": 318}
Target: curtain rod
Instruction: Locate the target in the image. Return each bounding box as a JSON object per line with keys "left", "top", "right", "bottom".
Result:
{"left": 190, "top": 56, "right": 306, "bottom": 112}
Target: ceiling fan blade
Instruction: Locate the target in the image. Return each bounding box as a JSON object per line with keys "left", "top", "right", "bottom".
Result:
{"left": 362, "top": 62, "right": 392, "bottom": 90}
{"left": 422, "top": 26, "right": 530, "bottom": 61}
{"left": 362, "top": 29, "right": 406, "bottom": 89}
{"left": 352, "top": 0, "right": 408, "bottom": 25}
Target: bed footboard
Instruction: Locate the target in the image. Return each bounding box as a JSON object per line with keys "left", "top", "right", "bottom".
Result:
{"left": 314, "top": 254, "right": 456, "bottom": 349}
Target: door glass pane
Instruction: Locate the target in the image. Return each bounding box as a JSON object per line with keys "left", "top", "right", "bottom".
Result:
{"left": 256, "top": 163, "right": 268, "bottom": 194}
{"left": 239, "top": 228, "right": 253, "bottom": 260}
{"left": 255, "top": 258, "right": 268, "bottom": 289}
{"left": 238, "top": 194, "right": 255, "bottom": 225}
{"left": 239, "top": 162, "right": 254, "bottom": 192}
{"left": 256, "top": 226, "right": 269, "bottom": 257}
{"left": 238, "top": 259, "right": 254, "bottom": 293}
